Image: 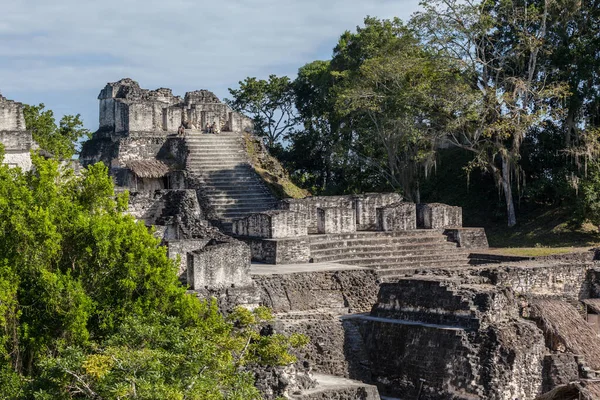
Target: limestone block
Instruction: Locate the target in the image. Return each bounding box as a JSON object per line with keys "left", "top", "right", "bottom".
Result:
{"left": 242, "top": 237, "right": 311, "bottom": 264}
{"left": 417, "top": 203, "right": 462, "bottom": 229}
{"left": 443, "top": 227, "right": 488, "bottom": 249}
{"left": 187, "top": 241, "right": 252, "bottom": 289}
{"left": 233, "top": 210, "right": 308, "bottom": 239}
{"left": 317, "top": 207, "right": 356, "bottom": 234}
{"left": 0, "top": 95, "right": 26, "bottom": 131}
{"left": 3, "top": 151, "right": 32, "bottom": 171}
{"left": 354, "top": 193, "right": 403, "bottom": 231}
{"left": 279, "top": 196, "right": 355, "bottom": 234}
{"left": 376, "top": 202, "right": 416, "bottom": 231}
{"left": 167, "top": 239, "right": 209, "bottom": 276}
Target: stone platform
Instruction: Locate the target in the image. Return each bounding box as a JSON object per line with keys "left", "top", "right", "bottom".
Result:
{"left": 288, "top": 373, "right": 380, "bottom": 400}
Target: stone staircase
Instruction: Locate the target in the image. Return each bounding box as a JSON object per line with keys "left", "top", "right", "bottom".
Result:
{"left": 184, "top": 131, "right": 276, "bottom": 227}
{"left": 309, "top": 230, "right": 470, "bottom": 277}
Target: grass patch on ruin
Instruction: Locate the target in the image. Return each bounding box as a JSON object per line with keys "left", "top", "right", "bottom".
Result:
{"left": 482, "top": 206, "right": 600, "bottom": 249}
{"left": 243, "top": 134, "right": 310, "bottom": 199}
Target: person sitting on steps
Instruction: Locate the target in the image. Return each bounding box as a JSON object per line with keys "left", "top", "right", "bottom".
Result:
{"left": 177, "top": 124, "right": 185, "bottom": 136}
{"left": 205, "top": 122, "right": 212, "bottom": 133}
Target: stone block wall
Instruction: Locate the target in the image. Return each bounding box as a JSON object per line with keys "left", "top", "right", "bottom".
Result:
{"left": 278, "top": 194, "right": 403, "bottom": 234}
{"left": 363, "top": 278, "right": 545, "bottom": 400}
{"left": 254, "top": 269, "right": 379, "bottom": 314}
{"left": 354, "top": 193, "right": 403, "bottom": 230}
{"left": 317, "top": 207, "right": 356, "bottom": 234}
{"left": 97, "top": 79, "right": 252, "bottom": 136}
{"left": 127, "top": 189, "right": 204, "bottom": 231}
{"left": 233, "top": 210, "right": 308, "bottom": 238}
{"left": 167, "top": 239, "right": 209, "bottom": 276}
{"left": 444, "top": 227, "right": 489, "bottom": 249}
{"left": 376, "top": 202, "right": 416, "bottom": 231}
{"left": 417, "top": 203, "right": 462, "bottom": 229}
{"left": 487, "top": 263, "right": 593, "bottom": 302}
{"left": 372, "top": 279, "right": 516, "bottom": 330}
{"left": 0, "top": 95, "right": 26, "bottom": 131}
{"left": 0, "top": 95, "right": 32, "bottom": 171}
{"left": 278, "top": 196, "right": 354, "bottom": 234}
{"left": 242, "top": 237, "right": 310, "bottom": 264}
{"left": 187, "top": 241, "right": 252, "bottom": 289}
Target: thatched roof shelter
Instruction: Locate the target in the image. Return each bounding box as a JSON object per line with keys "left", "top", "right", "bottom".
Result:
{"left": 126, "top": 159, "right": 170, "bottom": 178}
{"left": 530, "top": 299, "right": 600, "bottom": 370}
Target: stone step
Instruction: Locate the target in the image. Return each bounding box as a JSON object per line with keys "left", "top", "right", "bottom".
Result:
{"left": 185, "top": 135, "right": 244, "bottom": 140}
{"left": 215, "top": 210, "right": 276, "bottom": 218}
{"left": 195, "top": 179, "right": 265, "bottom": 187}
{"left": 310, "top": 240, "right": 457, "bottom": 253}
{"left": 202, "top": 187, "right": 271, "bottom": 195}
{"left": 377, "top": 264, "right": 471, "bottom": 281}
{"left": 209, "top": 198, "right": 276, "bottom": 206}
{"left": 314, "top": 249, "right": 467, "bottom": 263}
{"left": 193, "top": 173, "right": 262, "bottom": 180}
{"left": 186, "top": 142, "right": 244, "bottom": 146}
{"left": 338, "top": 254, "right": 470, "bottom": 268}
{"left": 309, "top": 236, "right": 449, "bottom": 250}
{"left": 192, "top": 170, "right": 257, "bottom": 176}
{"left": 185, "top": 142, "right": 244, "bottom": 147}
{"left": 189, "top": 166, "right": 252, "bottom": 171}
{"left": 205, "top": 194, "right": 272, "bottom": 200}
{"left": 311, "top": 244, "right": 459, "bottom": 260}
{"left": 308, "top": 229, "right": 445, "bottom": 242}
{"left": 191, "top": 167, "right": 255, "bottom": 175}
{"left": 186, "top": 151, "right": 247, "bottom": 157}
{"left": 185, "top": 138, "right": 244, "bottom": 142}
{"left": 202, "top": 190, "right": 271, "bottom": 197}
{"left": 187, "top": 161, "right": 249, "bottom": 166}
{"left": 209, "top": 199, "right": 273, "bottom": 211}
{"left": 188, "top": 152, "right": 245, "bottom": 157}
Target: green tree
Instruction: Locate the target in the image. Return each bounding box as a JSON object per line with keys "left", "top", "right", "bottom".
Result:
{"left": 23, "top": 103, "right": 89, "bottom": 159}
{"left": 412, "top": 0, "right": 569, "bottom": 226}
{"left": 336, "top": 19, "right": 470, "bottom": 201}
{"left": 288, "top": 60, "right": 340, "bottom": 193}
{"left": 227, "top": 75, "right": 298, "bottom": 151}
{"left": 0, "top": 154, "right": 304, "bottom": 398}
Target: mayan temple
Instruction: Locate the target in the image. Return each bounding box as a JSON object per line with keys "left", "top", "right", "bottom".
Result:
{"left": 0, "top": 78, "right": 596, "bottom": 399}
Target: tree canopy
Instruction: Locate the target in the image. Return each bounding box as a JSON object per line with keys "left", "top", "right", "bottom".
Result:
{"left": 229, "top": 1, "right": 600, "bottom": 228}
{"left": 0, "top": 152, "right": 304, "bottom": 399}
{"left": 23, "top": 103, "right": 89, "bottom": 160}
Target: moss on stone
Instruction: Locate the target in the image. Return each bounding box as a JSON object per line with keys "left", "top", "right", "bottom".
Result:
{"left": 243, "top": 133, "right": 310, "bottom": 199}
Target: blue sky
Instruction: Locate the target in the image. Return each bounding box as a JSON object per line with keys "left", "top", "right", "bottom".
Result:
{"left": 0, "top": 0, "right": 421, "bottom": 131}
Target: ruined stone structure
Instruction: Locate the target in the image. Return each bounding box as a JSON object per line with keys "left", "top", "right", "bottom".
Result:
{"left": 0, "top": 94, "right": 33, "bottom": 170}
{"left": 78, "top": 79, "right": 600, "bottom": 399}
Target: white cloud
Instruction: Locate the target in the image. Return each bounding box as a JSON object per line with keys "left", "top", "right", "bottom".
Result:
{"left": 0, "top": 0, "right": 421, "bottom": 127}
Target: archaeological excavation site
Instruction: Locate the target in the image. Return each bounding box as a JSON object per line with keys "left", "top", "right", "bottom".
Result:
{"left": 4, "top": 79, "right": 600, "bottom": 400}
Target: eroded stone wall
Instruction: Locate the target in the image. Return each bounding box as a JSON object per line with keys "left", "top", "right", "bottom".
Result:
{"left": 187, "top": 241, "right": 252, "bottom": 289}
{"left": 96, "top": 78, "right": 252, "bottom": 136}
{"left": 0, "top": 95, "right": 32, "bottom": 170}
{"left": 376, "top": 202, "right": 416, "bottom": 231}
{"left": 417, "top": 203, "right": 463, "bottom": 229}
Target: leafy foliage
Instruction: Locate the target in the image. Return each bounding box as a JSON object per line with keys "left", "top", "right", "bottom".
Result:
{"left": 0, "top": 154, "right": 304, "bottom": 398}
{"left": 226, "top": 75, "right": 298, "bottom": 151}
{"left": 23, "top": 103, "right": 90, "bottom": 159}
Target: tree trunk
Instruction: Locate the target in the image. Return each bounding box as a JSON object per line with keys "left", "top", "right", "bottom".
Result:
{"left": 501, "top": 157, "right": 517, "bottom": 227}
